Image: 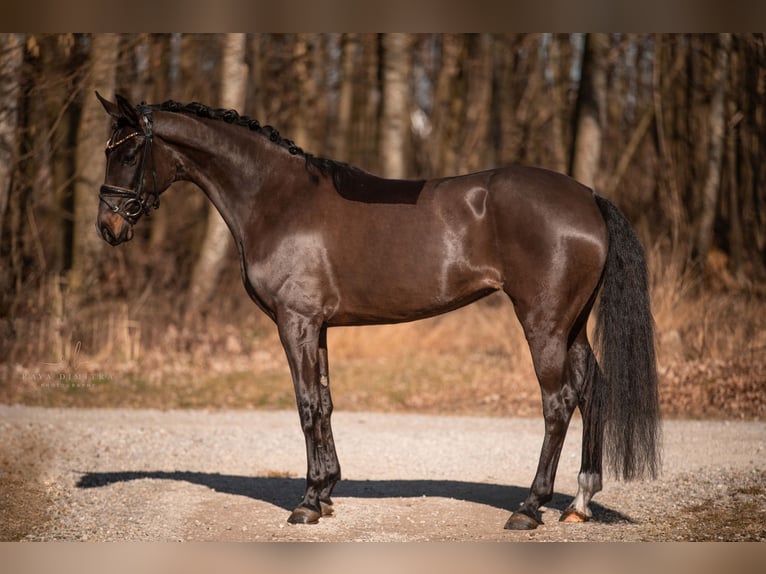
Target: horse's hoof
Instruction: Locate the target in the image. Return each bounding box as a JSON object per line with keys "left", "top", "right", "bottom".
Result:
{"left": 320, "top": 501, "right": 335, "bottom": 517}
{"left": 504, "top": 512, "right": 540, "bottom": 530}
{"left": 560, "top": 508, "right": 590, "bottom": 523}
{"left": 287, "top": 507, "right": 321, "bottom": 525}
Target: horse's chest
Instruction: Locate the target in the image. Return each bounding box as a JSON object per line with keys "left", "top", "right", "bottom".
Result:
{"left": 244, "top": 232, "right": 341, "bottom": 317}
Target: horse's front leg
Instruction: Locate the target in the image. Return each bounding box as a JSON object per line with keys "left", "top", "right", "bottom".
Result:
{"left": 277, "top": 311, "right": 340, "bottom": 524}
{"left": 316, "top": 326, "right": 341, "bottom": 516}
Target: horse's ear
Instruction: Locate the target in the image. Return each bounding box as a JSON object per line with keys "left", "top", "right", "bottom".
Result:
{"left": 96, "top": 91, "right": 120, "bottom": 119}
{"left": 115, "top": 93, "right": 141, "bottom": 127}
{"left": 96, "top": 92, "right": 141, "bottom": 127}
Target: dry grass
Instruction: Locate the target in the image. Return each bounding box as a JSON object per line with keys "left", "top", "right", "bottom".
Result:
{"left": 1, "top": 249, "right": 765, "bottom": 420}
{"left": 647, "top": 247, "right": 766, "bottom": 419}
{"left": 328, "top": 294, "right": 526, "bottom": 362}
{"left": 650, "top": 246, "right": 766, "bottom": 364}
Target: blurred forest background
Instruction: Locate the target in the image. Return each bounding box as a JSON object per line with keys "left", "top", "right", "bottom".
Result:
{"left": 0, "top": 33, "right": 764, "bottom": 419}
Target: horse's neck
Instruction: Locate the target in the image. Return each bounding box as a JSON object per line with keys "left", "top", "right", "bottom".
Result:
{"left": 162, "top": 114, "right": 281, "bottom": 240}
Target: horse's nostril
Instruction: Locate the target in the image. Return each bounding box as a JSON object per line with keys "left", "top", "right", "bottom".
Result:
{"left": 101, "top": 224, "right": 116, "bottom": 244}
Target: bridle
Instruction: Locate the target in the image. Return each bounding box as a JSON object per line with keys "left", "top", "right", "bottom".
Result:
{"left": 99, "top": 106, "right": 160, "bottom": 225}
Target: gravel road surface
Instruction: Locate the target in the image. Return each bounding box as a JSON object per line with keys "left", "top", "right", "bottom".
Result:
{"left": 2, "top": 405, "right": 764, "bottom": 541}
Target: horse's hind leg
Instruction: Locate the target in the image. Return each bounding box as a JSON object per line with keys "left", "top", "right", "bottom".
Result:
{"left": 505, "top": 317, "right": 579, "bottom": 530}
{"left": 560, "top": 330, "right": 603, "bottom": 523}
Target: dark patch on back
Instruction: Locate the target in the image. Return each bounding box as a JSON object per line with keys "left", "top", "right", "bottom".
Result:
{"left": 333, "top": 165, "right": 426, "bottom": 205}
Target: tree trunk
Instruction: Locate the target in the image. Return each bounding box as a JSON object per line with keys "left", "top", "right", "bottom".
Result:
{"left": 694, "top": 33, "right": 731, "bottom": 268}
{"left": 380, "top": 33, "right": 411, "bottom": 178}
{"left": 513, "top": 35, "right": 545, "bottom": 165}
{"left": 335, "top": 33, "right": 356, "bottom": 163}
{"left": 35, "top": 34, "right": 81, "bottom": 275}
{"left": 249, "top": 35, "right": 266, "bottom": 122}
{"left": 148, "top": 35, "right": 173, "bottom": 253}
{"left": 457, "top": 34, "right": 493, "bottom": 174}
{"left": 291, "top": 33, "right": 316, "bottom": 151}
{"left": 70, "top": 33, "right": 119, "bottom": 295}
{"left": 570, "top": 33, "right": 609, "bottom": 190}
{"left": 492, "top": 34, "right": 522, "bottom": 167}
{"left": 546, "top": 34, "right": 569, "bottom": 174}
{"left": 726, "top": 46, "right": 743, "bottom": 278}
{"left": 0, "top": 33, "right": 25, "bottom": 245}
{"left": 359, "top": 34, "right": 381, "bottom": 172}
{"left": 430, "top": 34, "right": 465, "bottom": 176}
{"left": 185, "top": 33, "right": 248, "bottom": 319}
{"left": 727, "top": 110, "right": 743, "bottom": 278}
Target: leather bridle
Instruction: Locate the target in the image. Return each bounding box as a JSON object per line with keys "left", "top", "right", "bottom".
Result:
{"left": 99, "top": 107, "right": 160, "bottom": 225}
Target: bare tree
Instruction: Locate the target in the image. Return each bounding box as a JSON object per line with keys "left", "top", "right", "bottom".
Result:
{"left": 0, "top": 33, "right": 25, "bottom": 243}
{"left": 335, "top": 33, "right": 357, "bottom": 163}
{"left": 185, "top": 33, "right": 248, "bottom": 319}
{"left": 70, "top": 33, "right": 119, "bottom": 294}
{"left": 430, "top": 34, "right": 465, "bottom": 176}
{"left": 147, "top": 33, "right": 177, "bottom": 252}
{"left": 380, "top": 33, "right": 411, "bottom": 178}
{"left": 694, "top": 33, "right": 731, "bottom": 268}
{"left": 291, "top": 34, "right": 316, "bottom": 152}
{"left": 570, "top": 33, "right": 609, "bottom": 190}
{"left": 358, "top": 34, "right": 381, "bottom": 172}
{"left": 457, "top": 34, "right": 493, "bottom": 174}
{"left": 546, "top": 34, "right": 570, "bottom": 174}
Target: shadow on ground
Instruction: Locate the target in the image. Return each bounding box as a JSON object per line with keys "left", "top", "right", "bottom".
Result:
{"left": 76, "top": 470, "right": 632, "bottom": 524}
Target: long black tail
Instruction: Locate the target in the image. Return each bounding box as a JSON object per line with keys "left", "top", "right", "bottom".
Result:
{"left": 590, "top": 194, "right": 661, "bottom": 480}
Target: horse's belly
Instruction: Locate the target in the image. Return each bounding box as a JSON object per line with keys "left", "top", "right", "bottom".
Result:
{"left": 327, "top": 244, "right": 503, "bottom": 326}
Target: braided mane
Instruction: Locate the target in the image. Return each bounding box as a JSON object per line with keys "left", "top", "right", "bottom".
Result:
{"left": 140, "top": 99, "right": 425, "bottom": 204}
{"left": 150, "top": 100, "right": 348, "bottom": 189}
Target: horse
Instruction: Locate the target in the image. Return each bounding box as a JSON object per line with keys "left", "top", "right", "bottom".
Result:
{"left": 94, "top": 92, "right": 660, "bottom": 531}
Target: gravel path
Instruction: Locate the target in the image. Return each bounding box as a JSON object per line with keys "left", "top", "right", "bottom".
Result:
{"left": 2, "top": 405, "right": 764, "bottom": 541}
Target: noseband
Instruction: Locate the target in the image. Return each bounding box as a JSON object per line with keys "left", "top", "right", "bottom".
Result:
{"left": 99, "top": 106, "right": 160, "bottom": 225}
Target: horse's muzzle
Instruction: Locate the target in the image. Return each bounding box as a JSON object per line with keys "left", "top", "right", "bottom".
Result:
{"left": 96, "top": 219, "right": 133, "bottom": 246}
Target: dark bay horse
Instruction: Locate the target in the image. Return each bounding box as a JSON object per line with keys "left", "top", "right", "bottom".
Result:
{"left": 95, "top": 93, "right": 660, "bottom": 531}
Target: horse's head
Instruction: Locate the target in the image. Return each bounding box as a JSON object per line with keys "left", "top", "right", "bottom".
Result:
{"left": 95, "top": 92, "right": 172, "bottom": 245}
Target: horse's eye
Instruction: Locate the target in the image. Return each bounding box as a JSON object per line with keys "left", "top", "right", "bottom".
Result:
{"left": 120, "top": 154, "right": 137, "bottom": 166}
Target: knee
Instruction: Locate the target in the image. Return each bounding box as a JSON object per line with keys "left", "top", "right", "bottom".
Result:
{"left": 542, "top": 387, "right": 578, "bottom": 423}
{"left": 298, "top": 400, "right": 319, "bottom": 434}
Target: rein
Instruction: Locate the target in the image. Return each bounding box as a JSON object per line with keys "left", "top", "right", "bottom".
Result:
{"left": 99, "top": 106, "right": 160, "bottom": 225}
